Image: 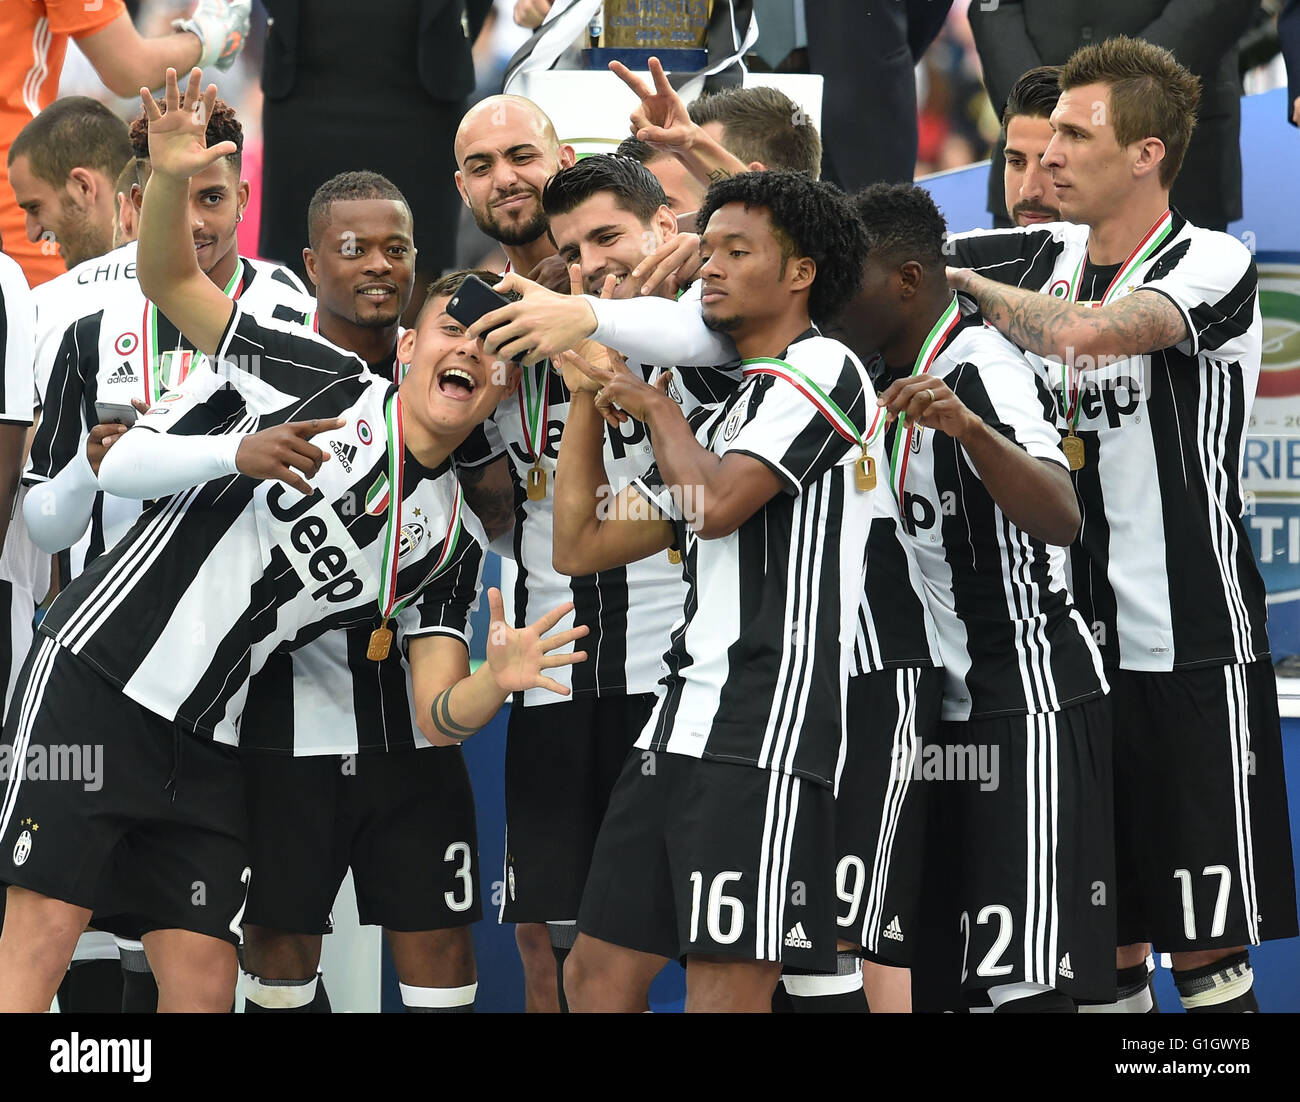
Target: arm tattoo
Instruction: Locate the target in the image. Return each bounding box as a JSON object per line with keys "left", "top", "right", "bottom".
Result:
{"left": 965, "top": 274, "right": 1190, "bottom": 362}
{"left": 431, "top": 685, "right": 478, "bottom": 741}
{"left": 457, "top": 457, "right": 517, "bottom": 542}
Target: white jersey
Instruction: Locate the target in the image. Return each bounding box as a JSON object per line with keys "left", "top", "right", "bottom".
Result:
{"left": 633, "top": 330, "right": 878, "bottom": 789}
{"left": 457, "top": 353, "right": 738, "bottom": 707}
{"left": 25, "top": 244, "right": 314, "bottom": 578}
{"left": 0, "top": 254, "right": 44, "bottom": 600}
{"left": 39, "top": 306, "right": 486, "bottom": 747}
{"left": 950, "top": 213, "right": 1268, "bottom": 671}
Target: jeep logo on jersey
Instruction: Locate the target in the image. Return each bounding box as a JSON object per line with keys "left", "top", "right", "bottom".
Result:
{"left": 1075, "top": 372, "right": 1143, "bottom": 429}
{"left": 902, "top": 491, "right": 937, "bottom": 536}
{"left": 606, "top": 414, "right": 649, "bottom": 459}
{"left": 266, "top": 484, "right": 365, "bottom": 603}
{"left": 330, "top": 440, "right": 357, "bottom": 472}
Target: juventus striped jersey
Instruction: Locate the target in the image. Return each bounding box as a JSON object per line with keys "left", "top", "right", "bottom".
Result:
{"left": 632, "top": 330, "right": 879, "bottom": 789}
{"left": 38, "top": 305, "right": 486, "bottom": 747}
{"left": 878, "top": 297, "right": 1107, "bottom": 722}
{"left": 241, "top": 313, "right": 457, "bottom": 756}
{"left": 456, "top": 356, "right": 738, "bottom": 707}
{"left": 950, "top": 213, "right": 1268, "bottom": 671}
{"left": 25, "top": 242, "right": 314, "bottom": 579}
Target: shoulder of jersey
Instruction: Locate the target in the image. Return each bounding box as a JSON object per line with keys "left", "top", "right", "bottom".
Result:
{"left": 785, "top": 332, "right": 863, "bottom": 377}
{"left": 958, "top": 316, "right": 1038, "bottom": 373}
{"left": 1170, "top": 220, "right": 1252, "bottom": 271}
{"left": 949, "top": 220, "right": 1086, "bottom": 249}
{"left": 33, "top": 241, "right": 139, "bottom": 306}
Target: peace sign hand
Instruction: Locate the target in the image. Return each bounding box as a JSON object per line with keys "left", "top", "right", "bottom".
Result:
{"left": 139, "top": 67, "right": 237, "bottom": 181}
{"left": 610, "top": 56, "right": 695, "bottom": 155}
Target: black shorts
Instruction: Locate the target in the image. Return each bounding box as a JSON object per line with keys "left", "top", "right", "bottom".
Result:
{"left": 1111, "top": 660, "right": 1298, "bottom": 950}
{"left": 501, "top": 693, "right": 653, "bottom": 923}
{"left": 835, "top": 666, "right": 943, "bottom": 964}
{"left": 918, "top": 696, "right": 1117, "bottom": 1002}
{"left": 242, "top": 746, "right": 481, "bottom": 934}
{"left": 578, "top": 751, "right": 837, "bottom": 973}
{"left": 0, "top": 637, "right": 250, "bottom": 945}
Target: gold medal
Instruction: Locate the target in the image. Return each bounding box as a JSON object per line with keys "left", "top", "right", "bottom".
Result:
{"left": 667, "top": 547, "right": 682, "bottom": 565}
{"left": 526, "top": 464, "right": 547, "bottom": 501}
{"left": 367, "top": 623, "right": 393, "bottom": 662}
{"left": 855, "top": 454, "right": 876, "bottom": 492}
{"left": 1062, "top": 432, "right": 1085, "bottom": 471}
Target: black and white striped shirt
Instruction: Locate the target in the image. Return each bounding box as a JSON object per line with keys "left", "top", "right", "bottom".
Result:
{"left": 632, "top": 330, "right": 878, "bottom": 789}
{"left": 950, "top": 214, "right": 1268, "bottom": 671}
{"left": 38, "top": 306, "right": 485, "bottom": 747}
{"left": 240, "top": 315, "right": 465, "bottom": 756}
{"left": 25, "top": 243, "right": 313, "bottom": 579}
{"left": 456, "top": 358, "right": 738, "bottom": 707}
{"left": 877, "top": 299, "right": 1107, "bottom": 721}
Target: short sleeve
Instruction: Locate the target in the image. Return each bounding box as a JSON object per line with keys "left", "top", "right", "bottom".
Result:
{"left": 48, "top": 0, "right": 126, "bottom": 37}
{"left": 215, "top": 302, "right": 367, "bottom": 407}
{"left": 1137, "top": 232, "right": 1257, "bottom": 358}
{"left": 724, "top": 338, "right": 872, "bottom": 493}
{"left": 397, "top": 538, "right": 484, "bottom": 651}
{"left": 948, "top": 223, "right": 1080, "bottom": 292}
{"left": 133, "top": 367, "right": 251, "bottom": 439}
{"left": 0, "top": 254, "right": 35, "bottom": 426}
{"left": 957, "top": 344, "right": 1068, "bottom": 470}
{"left": 631, "top": 460, "right": 683, "bottom": 522}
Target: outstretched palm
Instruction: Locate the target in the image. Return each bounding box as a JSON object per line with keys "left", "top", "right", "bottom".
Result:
{"left": 484, "top": 588, "right": 589, "bottom": 697}
{"left": 140, "top": 67, "right": 236, "bottom": 180}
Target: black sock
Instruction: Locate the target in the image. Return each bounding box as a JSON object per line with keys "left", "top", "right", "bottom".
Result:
{"left": 118, "top": 944, "right": 158, "bottom": 1014}
{"left": 1174, "top": 950, "right": 1258, "bottom": 1013}
{"left": 58, "top": 959, "right": 124, "bottom": 1013}
{"left": 548, "top": 922, "right": 577, "bottom": 1014}
{"left": 771, "top": 980, "right": 795, "bottom": 1013}
{"left": 311, "top": 975, "right": 331, "bottom": 1012}
{"left": 1081, "top": 962, "right": 1157, "bottom": 1013}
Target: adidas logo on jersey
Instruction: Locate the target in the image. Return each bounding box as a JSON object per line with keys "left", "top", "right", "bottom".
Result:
{"left": 1058, "top": 953, "right": 1074, "bottom": 980}
{"left": 784, "top": 922, "right": 813, "bottom": 950}
{"left": 330, "top": 440, "right": 358, "bottom": 472}
{"left": 883, "top": 915, "right": 904, "bottom": 942}
{"left": 106, "top": 361, "right": 137, "bottom": 384}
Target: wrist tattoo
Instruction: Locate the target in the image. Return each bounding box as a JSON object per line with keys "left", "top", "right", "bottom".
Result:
{"left": 431, "top": 686, "right": 478, "bottom": 741}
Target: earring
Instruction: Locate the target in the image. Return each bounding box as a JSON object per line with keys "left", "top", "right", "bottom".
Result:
{"left": 236, "top": 212, "right": 243, "bottom": 224}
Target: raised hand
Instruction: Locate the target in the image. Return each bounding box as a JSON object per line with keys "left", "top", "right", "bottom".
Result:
{"left": 560, "top": 266, "right": 627, "bottom": 404}
{"left": 234, "top": 417, "right": 346, "bottom": 495}
{"left": 609, "top": 56, "right": 696, "bottom": 154}
{"left": 139, "top": 67, "right": 236, "bottom": 180}
{"left": 485, "top": 589, "right": 589, "bottom": 697}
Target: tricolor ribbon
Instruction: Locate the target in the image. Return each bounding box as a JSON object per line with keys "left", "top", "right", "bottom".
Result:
{"left": 1052, "top": 209, "right": 1173, "bottom": 433}
{"left": 887, "top": 294, "right": 962, "bottom": 501}
{"left": 517, "top": 360, "right": 550, "bottom": 465}
{"left": 143, "top": 259, "right": 244, "bottom": 405}
{"left": 740, "top": 355, "right": 883, "bottom": 461}
{"left": 375, "top": 390, "right": 466, "bottom": 626}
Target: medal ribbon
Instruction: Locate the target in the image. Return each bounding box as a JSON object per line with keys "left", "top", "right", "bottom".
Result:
{"left": 886, "top": 294, "right": 962, "bottom": 501}
{"left": 517, "top": 361, "right": 550, "bottom": 464}
{"left": 1056, "top": 209, "right": 1174, "bottom": 429}
{"left": 740, "top": 358, "right": 882, "bottom": 455}
{"left": 144, "top": 260, "right": 244, "bottom": 405}
{"left": 376, "top": 390, "right": 467, "bottom": 623}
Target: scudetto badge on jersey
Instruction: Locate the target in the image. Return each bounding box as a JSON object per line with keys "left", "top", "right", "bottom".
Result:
{"left": 115, "top": 332, "right": 139, "bottom": 356}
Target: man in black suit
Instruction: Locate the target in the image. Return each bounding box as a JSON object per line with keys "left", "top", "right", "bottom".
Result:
{"left": 1281, "top": 0, "right": 1300, "bottom": 127}
{"left": 969, "top": 0, "right": 1259, "bottom": 230}
{"left": 750, "top": 0, "right": 954, "bottom": 191}
{"left": 259, "top": 0, "right": 493, "bottom": 322}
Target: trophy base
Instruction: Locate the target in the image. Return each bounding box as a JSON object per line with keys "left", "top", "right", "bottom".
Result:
{"left": 585, "top": 47, "right": 708, "bottom": 73}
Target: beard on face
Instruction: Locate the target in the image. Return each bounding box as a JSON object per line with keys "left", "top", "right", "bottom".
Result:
{"left": 472, "top": 192, "right": 549, "bottom": 247}
{"left": 702, "top": 307, "right": 743, "bottom": 333}
{"left": 55, "top": 200, "right": 111, "bottom": 269}
{"left": 1011, "top": 198, "right": 1060, "bottom": 224}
